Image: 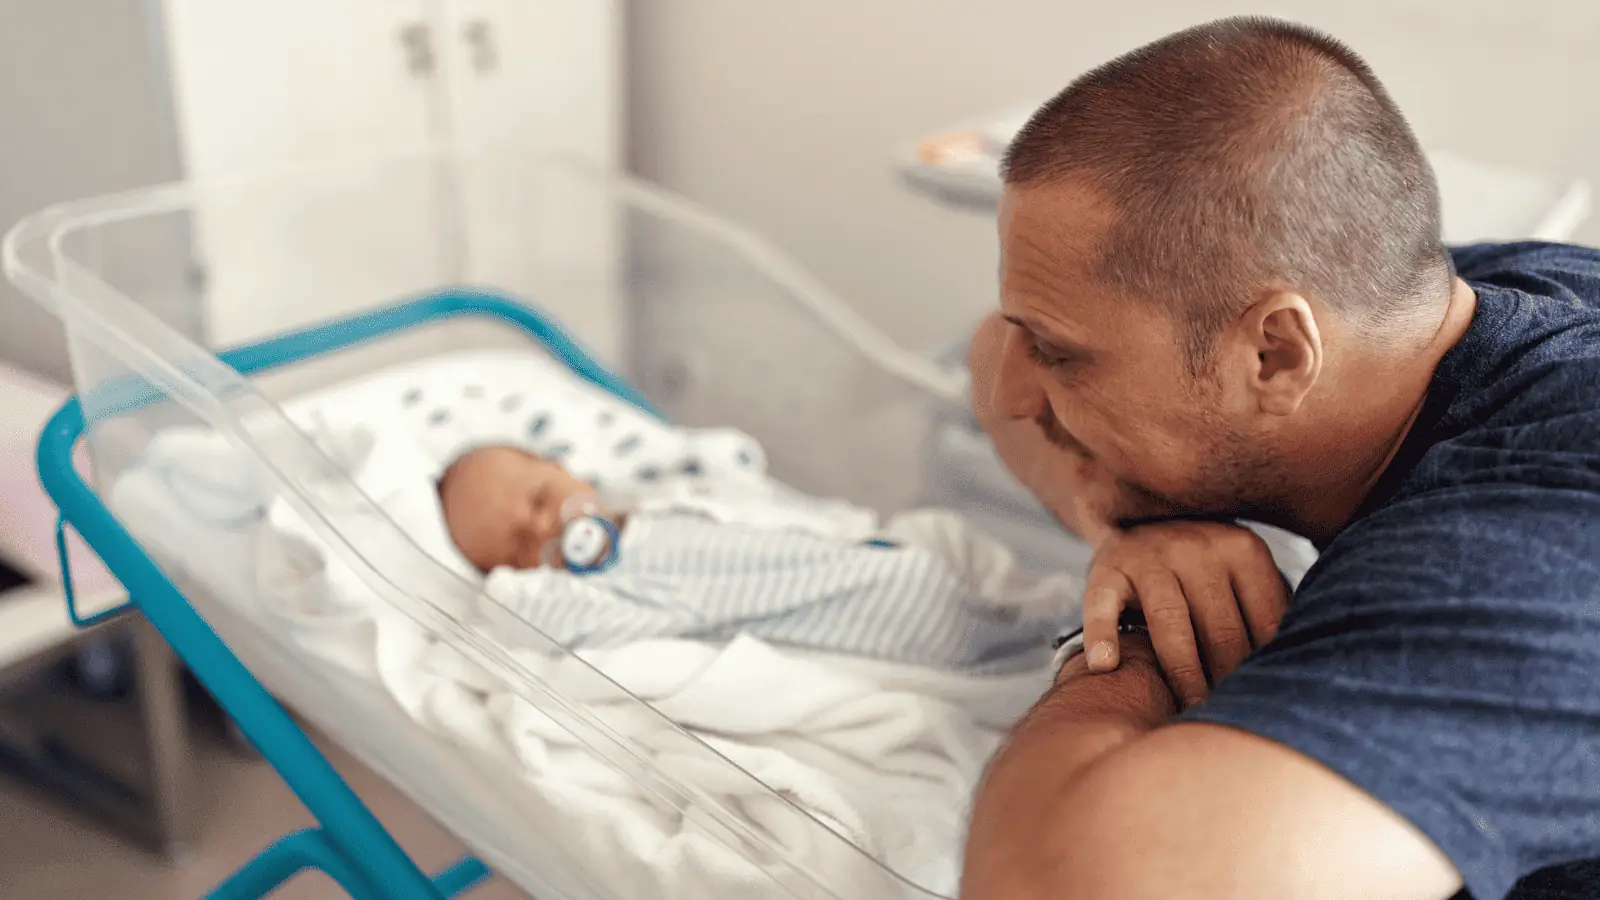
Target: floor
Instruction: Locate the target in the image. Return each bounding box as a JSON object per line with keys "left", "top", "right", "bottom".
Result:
{"left": 0, "top": 666, "right": 530, "bottom": 900}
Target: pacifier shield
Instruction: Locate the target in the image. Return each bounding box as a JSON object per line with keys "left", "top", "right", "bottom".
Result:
{"left": 560, "top": 517, "right": 614, "bottom": 570}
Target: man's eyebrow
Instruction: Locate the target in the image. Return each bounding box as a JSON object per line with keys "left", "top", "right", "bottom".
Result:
{"left": 1001, "top": 313, "right": 1091, "bottom": 356}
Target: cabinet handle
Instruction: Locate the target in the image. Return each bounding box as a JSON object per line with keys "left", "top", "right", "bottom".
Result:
{"left": 463, "top": 19, "right": 499, "bottom": 73}
{"left": 399, "top": 22, "right": 435, "bottom": 76}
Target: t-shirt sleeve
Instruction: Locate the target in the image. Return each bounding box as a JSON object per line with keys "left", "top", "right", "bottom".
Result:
{"left": 1183, "top": 481, "right": 1600, "bottom": 900}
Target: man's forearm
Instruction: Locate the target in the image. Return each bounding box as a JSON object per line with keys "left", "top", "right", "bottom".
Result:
{"left": 963, "top": 638, "right": 1177, "bottom": 899}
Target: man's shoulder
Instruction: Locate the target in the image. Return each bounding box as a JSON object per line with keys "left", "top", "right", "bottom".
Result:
{"left": 1435, "top": 242, "right": 1600, "bottom": 441}
{"left": 1327, "top": 241, "right": 1600, "bottom": 578}
{"left": 1320, "top": 373, "right": 1600, "bottom": 600}
{"left": 1394, "top": 357, "right": 1600, "bottom": 516}
{"left": 1450, "top": 240, "right": 1600, "bottom": 297}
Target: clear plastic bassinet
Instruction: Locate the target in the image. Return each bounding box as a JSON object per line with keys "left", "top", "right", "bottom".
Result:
{"left": 3, "top": 146, "right": 987, "bottom": 900}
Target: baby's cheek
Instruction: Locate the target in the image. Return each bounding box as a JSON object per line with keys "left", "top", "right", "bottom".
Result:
{"left": 456, "top": 529, "right": 497, "bottom": 570}
{"left": 445, "top": 509, "right": 505, "bottom": 570}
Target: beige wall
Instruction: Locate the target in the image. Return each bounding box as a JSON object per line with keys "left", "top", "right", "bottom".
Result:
{"left": 0, "top": 0, "right": 182, "bottom": 382}
{"left": 3, "top": 3, "right": 1596, "bottom": 377}
{"left": 627, "top": 1, "right": 1600, "bottom": 352}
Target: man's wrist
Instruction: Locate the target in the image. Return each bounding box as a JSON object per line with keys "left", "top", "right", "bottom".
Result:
{"left": 966, "top": 630, "right": 1179, "bottom": 899}
{"left": 1046, "top": 630, "right": 1177, "bottom": 729}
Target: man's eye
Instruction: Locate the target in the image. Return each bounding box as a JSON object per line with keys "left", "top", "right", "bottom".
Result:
{"left": 1027, "top": 342, "right": 1064, "bottom": 367}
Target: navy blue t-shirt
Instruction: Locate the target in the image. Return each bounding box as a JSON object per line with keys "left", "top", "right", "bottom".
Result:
{"left": 1186, "top": 242, "right": 1600, "bottom": 900}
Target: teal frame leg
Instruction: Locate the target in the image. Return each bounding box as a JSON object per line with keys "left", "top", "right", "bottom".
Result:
{"left": 36, "top": 288, "right": 651, "bottom": 899}
{"left": 204, "top": 829, "right": 491, "bottom": 900}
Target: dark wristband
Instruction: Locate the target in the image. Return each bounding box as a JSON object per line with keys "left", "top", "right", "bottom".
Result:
{"left": 1051, "top": 608, "right": 1150, "bottom": 669}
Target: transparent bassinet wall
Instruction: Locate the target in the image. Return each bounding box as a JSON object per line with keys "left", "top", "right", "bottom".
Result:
{"left": 4, "top": 148, "right": 970, "bottom": 900}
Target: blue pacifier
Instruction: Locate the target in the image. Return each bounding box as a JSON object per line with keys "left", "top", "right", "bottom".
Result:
{"left": 544, "top": 494, "right": 621, "bottom": 575}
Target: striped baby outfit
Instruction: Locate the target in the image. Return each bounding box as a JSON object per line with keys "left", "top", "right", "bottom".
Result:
{"left": 482, "top": 502, "right": 1072, "bottom": 674}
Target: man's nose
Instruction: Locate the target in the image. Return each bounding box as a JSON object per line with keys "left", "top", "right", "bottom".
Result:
{"left": 991, "top": 326, "right": 1045, "bottom": 420}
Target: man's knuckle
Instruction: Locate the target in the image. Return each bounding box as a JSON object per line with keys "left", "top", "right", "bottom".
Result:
{"left": 1082, "top": 587, "right": 1119, "bottom": 612}
{"left": 1093, "top": 545, "right": 1133, "bottom": 571}
{"left": 1206, "top": 622, "right": 1249, "bottom": 648}
{"left": 1122, "top": 553, "right": 1154, "bottom": 576}
{"left": 1166, "top": 661, "right": 1205, "bottom": 683}
{"left": 1202, "top": 522, "right": 1245, "bottom": 545}
{"left": 1192, "top": 577, "right": 1236, "bottom": 605}
{"left": 1231, "top": 530, "right": 1273, "bottom": 560}
{"left": 1087, "top": 555, "right": 1129, "bottom": 581}
{"left": 1164, "top": 529, "right": 1207, "bottom": 553}
{"left": 1146, "top": 603, "right": 1192, "bottom": 630}
{"left": 1153, "top": 547, "right": 1192, "bottom": 570}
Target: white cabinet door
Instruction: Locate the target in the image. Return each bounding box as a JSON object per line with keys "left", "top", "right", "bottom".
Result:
{"left": 436, "top": 0, "right": 621, "bottom": 162}
{"left": 434, "top": 0, "right": 625, "bottom": 364}
{"left": 161, "top": 0, "right": 452, "bottom": 347}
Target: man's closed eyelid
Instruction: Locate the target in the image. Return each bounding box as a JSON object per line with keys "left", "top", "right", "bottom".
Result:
{"left": 1039, "top": 338, "right": 1091, "bottom": 364}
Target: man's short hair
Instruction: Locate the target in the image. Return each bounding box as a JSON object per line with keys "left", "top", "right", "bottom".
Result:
{"left": 1002, "top": 16, "right": 1453, "bottom": 369}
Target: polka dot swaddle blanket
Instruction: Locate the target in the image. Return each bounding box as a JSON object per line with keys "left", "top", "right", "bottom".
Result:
{"left": 143, "top": 347, "right": 1060, "bottom": 675}
{"left": 368, "top": 351, "right": 771, "bottom": 492}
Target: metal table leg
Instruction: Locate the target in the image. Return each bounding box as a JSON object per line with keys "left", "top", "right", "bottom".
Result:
{"left": 132, "top": 613, "right": 196, "bottom": 859}
{"left": 0, "top": 612, "right": 197, "bottom": 860}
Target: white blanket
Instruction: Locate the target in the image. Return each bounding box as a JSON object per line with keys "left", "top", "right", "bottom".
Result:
{"left": 122, "top": 418, "right": 1065, "bottom": 898}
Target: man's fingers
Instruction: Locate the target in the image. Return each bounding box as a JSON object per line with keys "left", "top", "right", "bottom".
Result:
{"left": 1133, "top": 570, "right": 1209, "bottom": 708}
{"left": 1178, "top": 568, "right": 1251, "bottom": 683}
{"left": 1080, "top": 566, "right": 1133, "bottom": 673}
{"left": 1231, "top": 562, "right": 1292, "bottom": 647}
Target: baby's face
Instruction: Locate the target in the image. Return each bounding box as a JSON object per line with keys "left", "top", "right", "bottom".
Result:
{"left": 438, "top": 446, "right": 595, "bottom": 571}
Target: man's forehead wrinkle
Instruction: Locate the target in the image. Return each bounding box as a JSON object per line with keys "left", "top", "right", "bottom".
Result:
{"left": 1004, "top": 219, "right": 1074, "bottom": 303}
{"left": 1001, "top": 277, "right": 1066, "bottom": 336}
{"left": 1003, "top": 295, "right": 1082, "bottom": 349}
{"left": 1009, "top": 186, "right": 1116, "bottom": 280}
{"left": 1008, "top": 220, "right": 1064, "bottom": 275}
{"left": 1003, "top": 225, "right": 1090, "bottom": 341}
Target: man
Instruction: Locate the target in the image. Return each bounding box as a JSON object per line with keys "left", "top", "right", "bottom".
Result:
{"left": 962, "top": 16, "right": 1600, "bottom": 900}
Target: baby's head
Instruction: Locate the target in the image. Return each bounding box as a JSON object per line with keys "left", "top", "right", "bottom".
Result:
{"left": 437, "top": 445, "right": 595, "bottom": 572}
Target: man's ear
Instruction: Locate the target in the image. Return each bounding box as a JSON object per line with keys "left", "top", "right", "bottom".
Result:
{"left": 1234, "top": 292, "right": 1322, "bottom": 416}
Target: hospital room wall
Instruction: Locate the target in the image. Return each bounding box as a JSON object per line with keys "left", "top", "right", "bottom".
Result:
{"left": 626, "top": 0, "right": 1600, "bottom": 353}
{"left": 0, "top": 0, "right": 185, "bottom": 383}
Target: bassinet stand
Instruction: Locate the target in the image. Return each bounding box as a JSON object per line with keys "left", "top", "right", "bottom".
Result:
{"left": 35, "top": 289, "right": 659, "bottom": 899}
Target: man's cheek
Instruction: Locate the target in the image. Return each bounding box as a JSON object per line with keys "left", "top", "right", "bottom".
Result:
{"left": 1045, "top": 387, "right": 1103, "bottom": 444}
{"left": 1064, "top": 397, "right": 1129, "bottom": 464}
{"left": 1073, "top": 427, "right": 1170, "bottom": 510}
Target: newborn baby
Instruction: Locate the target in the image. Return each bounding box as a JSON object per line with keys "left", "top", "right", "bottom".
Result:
{"left": 435, "top": 444, "right": 1079, "bottom": 673}
{"left": 437, "top": 444, "right": 615, "bottom": 572}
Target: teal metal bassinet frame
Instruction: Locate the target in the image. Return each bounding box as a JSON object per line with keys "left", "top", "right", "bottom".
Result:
{"left": 35, "top": 289, "right": 661, "bottom": 899}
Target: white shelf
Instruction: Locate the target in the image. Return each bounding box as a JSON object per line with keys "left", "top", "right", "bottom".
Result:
{"left": 896, "top": 109, "right": 1594, "bottom": 243}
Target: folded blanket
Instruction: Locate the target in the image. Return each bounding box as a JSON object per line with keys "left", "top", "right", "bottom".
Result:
{"left": 247, "top": 421, "right": 1062, "bottom": 896}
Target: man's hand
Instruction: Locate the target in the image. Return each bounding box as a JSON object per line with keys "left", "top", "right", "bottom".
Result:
{"left": 1082, "top": 520, "right": 1289, "bottom": 708}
